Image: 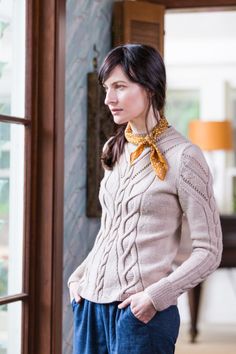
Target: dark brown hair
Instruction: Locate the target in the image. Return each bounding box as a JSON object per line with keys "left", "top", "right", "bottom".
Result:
{"left": 98, "top": 44, "right": 166, "bottom": 170}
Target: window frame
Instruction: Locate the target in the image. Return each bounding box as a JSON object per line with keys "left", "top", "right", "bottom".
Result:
{"left": 0, "top": 0, "right": 65, "bottom": 353}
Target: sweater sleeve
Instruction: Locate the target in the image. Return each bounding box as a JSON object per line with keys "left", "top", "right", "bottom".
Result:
{"left": 144, "top": 144, "right": 223, "bottom": 311}
{"left": 67, "top": 256, "right": 89, "bottom": 287}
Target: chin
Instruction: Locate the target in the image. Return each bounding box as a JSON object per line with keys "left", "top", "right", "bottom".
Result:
{"left": 113, "top": 116, "right": 129, "bottom": 125}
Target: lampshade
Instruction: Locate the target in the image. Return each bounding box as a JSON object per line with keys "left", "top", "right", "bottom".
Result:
{"left": 188, "top": 120, "right": 233, "bottom": 151}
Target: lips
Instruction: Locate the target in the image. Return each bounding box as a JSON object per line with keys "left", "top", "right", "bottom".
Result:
{"left": 110, "top": 108, "right": 123, "bottom": 114}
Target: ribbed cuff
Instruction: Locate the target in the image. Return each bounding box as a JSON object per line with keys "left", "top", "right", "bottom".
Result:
{"left": 144, "top": 278, "right": 176, "bottom": 311}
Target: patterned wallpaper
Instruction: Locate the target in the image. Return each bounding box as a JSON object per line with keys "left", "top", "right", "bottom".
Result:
{"left": 63, "top": 0, "right": 116, "bottom": 352}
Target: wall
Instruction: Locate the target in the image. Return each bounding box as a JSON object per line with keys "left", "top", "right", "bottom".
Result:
{"left": 63, "top": 0, "right": 115, "bottom": 353}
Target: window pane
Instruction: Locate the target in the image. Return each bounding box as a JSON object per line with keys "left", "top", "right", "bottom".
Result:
{"left": 165, "top": 89, "right": 200, "bottom": 137}
{"left": 0, "top": 122, "right": 24, "bottom": 296}
{"left": 0, "top": 0, "right": 26, "bottom": 117}
{"left": 0, "top": 302, "right": 22, "bottom": 354}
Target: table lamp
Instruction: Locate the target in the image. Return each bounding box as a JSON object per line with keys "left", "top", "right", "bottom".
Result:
{"left": 188, "top": 120, "right": 233, "bottom": 151}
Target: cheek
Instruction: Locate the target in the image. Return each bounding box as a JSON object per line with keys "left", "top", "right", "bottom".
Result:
{"left": 129, "top": 94, "right": 148, "bottom": 114}
{"left": 120, "top": 90, "right": 147, "bottom": 110}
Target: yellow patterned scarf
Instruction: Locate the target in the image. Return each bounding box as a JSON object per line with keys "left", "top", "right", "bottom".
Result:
{"left": 124, "top": 116, "right": 169, "bottom": 180}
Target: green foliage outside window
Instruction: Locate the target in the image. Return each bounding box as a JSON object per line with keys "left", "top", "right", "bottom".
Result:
{"left": 0, "top": 20, "right": 9, "bottom": 39}
{"left": 0, "top": 179, "right": 9, "bottom": 215}
{"left": 0, "top": 103, "right": 10, "bottom": 116}
{"left": 0, "top": 259, "right": 7, "bottom": 297}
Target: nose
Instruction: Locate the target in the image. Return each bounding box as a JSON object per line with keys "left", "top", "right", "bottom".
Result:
{"left": 104, "top": 89, "right": 117, "bottom": 106}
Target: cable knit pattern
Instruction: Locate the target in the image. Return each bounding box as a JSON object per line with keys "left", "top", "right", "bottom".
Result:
{"left": 68, "top": 126, "right": 222, "bottom": 310}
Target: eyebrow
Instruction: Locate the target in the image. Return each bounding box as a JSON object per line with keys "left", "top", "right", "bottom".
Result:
{"left": 103, "top": 80, "right": 127, "bottom": 88}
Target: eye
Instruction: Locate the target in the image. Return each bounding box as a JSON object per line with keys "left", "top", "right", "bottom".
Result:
{"left": 115, "top": 84, "right": 126, "bottom": 90}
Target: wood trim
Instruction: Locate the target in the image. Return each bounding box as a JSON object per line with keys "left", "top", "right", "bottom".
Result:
{"left": 0, "top": 114, "right": 30, "bottom": 125}
{"left": 23, "top": 0, "right": 39, "bottom": 353}
{"left": 24, "top": 0, "right": 65, "bottom": 353}
{"left": 51, "top": 0, "right": 65, "bottom": 352}
{"left": 22, "top": 123, "right": 33, "bottom": 354}
{"left": 137, "top": 0, "right": 236, "bottom": 9}
{"left": 0, "top": 293, "right": 28, "bottom": 306}
{"left": 86, "top": 73, "right": 115, "bottom": 217}
{"left": 21, "top": 2, "right": 35, "bottom": 353}
{"left": 28, "top": 0, "right": 54, "bottom": 352}
{"left": 25, "top": 0, "right": 34, "bottom": 121}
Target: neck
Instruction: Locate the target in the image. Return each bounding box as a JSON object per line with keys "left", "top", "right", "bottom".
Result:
{"left": 129, "top": 108, "right": 161, "bottom": 135}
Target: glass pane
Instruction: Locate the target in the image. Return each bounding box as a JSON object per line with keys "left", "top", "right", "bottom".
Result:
{"left": 0, "top": 0, "right": 26, "bottom": 117}
{"left": 0, "top": 302, "right": 22, "bottom": 354}
{"left": 0, "top": 122, "right": 24, "bottom": 296}
{"left": 165, "top": 89, "right": 200, "bottom": 137}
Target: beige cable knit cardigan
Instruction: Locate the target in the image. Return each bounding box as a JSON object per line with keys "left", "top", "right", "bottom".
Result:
{"left": 68, "top": 126, "right": 222, "bottom": 311}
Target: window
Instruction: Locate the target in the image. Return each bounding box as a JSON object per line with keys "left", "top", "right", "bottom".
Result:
{"left": 0, "top": 1, "right": 26, "bottom": 352}
{"left": 0, "top": 0, "right": 65, "bottom": 353}
{"left": 165, "top": 89, "right": 200, "bottom": 137}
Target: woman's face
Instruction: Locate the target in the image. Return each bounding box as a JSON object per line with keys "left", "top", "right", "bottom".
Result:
{"left": 103, "top": 65, "right": 150, "bottom": 125}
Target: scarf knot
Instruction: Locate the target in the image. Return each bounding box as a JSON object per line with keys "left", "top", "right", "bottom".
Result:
{"left": 145, "top": 136, "right": 156, "bottom": 145}
{"left": 124, "top": 116, "right": 169, "bottom": 180}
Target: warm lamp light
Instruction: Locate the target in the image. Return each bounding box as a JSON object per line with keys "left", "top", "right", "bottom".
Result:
{"left": 188, "top": 120, "right": 233, "bottom": 151}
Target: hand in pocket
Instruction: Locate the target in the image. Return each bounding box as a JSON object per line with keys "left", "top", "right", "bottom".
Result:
{"left": 69, "top": 282, "right": 82, "bottom": 303}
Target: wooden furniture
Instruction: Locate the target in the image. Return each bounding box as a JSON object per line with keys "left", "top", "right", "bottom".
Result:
{"left": 188, "top": 214, "right": 236, "bottom": 342}
{"left": 112, "top": 1, "right": 164, "bottom": 54}
{"left": 86, "top": 73, "right": 115, "bottom": 217}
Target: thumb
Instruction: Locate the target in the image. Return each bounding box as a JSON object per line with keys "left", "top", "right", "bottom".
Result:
{"left": 118, "top": 296, "right": 132, "bottom": 309}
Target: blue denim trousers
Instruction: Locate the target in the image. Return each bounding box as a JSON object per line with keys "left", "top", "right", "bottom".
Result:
{"left": 72, "top": 298, "right": 180, "bottom": 354}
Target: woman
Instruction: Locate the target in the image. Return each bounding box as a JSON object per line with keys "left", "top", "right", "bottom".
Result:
{"left": 68, "top": 44, "right": 222, "bottom": 354}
